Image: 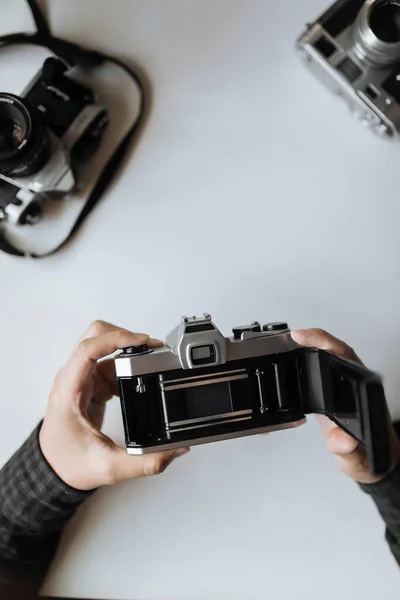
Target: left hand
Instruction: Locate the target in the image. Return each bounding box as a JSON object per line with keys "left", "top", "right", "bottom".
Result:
{"left": 39, "top": 320, "right": 190, "bottom": 492}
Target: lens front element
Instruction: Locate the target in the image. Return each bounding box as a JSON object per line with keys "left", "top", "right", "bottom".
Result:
{"left": 370, "top": 0, "right": 400, "bottom": 43}
{"left": 0, "top": 94, "right": 50, "bottom": 177}
{"left": 0, "top": 117, "right": 26, "bottom": 152}
{"left": 0, "top": 98, "right": 29, "bottom": 157}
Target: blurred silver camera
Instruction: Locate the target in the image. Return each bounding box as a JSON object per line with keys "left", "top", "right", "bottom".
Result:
{"left": 297, "top": 0, "right": 400, "bottom": 138}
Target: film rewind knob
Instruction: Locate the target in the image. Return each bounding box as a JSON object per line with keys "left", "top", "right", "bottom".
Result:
{"left": 123, "top": 344, "right": 150, "bottom": 355}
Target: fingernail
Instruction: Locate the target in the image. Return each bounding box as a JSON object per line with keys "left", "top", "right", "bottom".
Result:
{"left": 291, "top": 330, "right": 307, "bottom": 340}
{"left": 174, "top": 448, "right": 190, "bottom": 458}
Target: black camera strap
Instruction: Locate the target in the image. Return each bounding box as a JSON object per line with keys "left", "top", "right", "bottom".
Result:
{"left": 0, "top": 0, "right": 146, "bottom": 258}
{"left": 27, "top": 0, "right": 50, "bottom": 36}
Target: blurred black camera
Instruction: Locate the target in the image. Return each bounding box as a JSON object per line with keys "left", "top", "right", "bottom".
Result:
{"left": 0, "top": 57, "right": 109, "bottom": 226}
{"left": 115, "top": 314, "right": 391, "bottom": 475}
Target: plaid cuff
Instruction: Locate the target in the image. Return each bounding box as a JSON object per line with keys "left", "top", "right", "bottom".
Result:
{"left": 359, "top": 460, "right": 400, "bottom": 567}
{"left": 359, "top": 460, "right": 400, "bottom": 498}
{"left": 0, "top": 422, "right": 95, "bottom": 563}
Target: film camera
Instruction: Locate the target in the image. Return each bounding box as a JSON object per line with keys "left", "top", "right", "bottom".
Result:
{"left": 0, "top": 57, "right": 109, "bottom": 226}
{"left": 297, "top": 0, "right": 400, "bottom": 138}
{"left": 115, "top": 314, "right": 391, "bottom": 475}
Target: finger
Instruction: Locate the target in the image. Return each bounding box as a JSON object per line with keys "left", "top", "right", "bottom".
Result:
{"left": 326, "top": 428, "right": 370, "bottom": 481}
{"left": 314, "top": 414, "right": 358, "bottom": 459}
{"left": 97, "top": 336, "right": 165, "bottom": 398}
{"left": 323, "top": 425, "right": 376, "bottom": 482}
{"left": 77, "top": 320, "right": 164, "bottom": 348}
{"left": 91, "top": 368, "right": 115, "bottom": 404}
{"left": 314, "top": 414, "right": 337, "bottom": 434}
{"left": 326, "top": 426, "right": 359, "bottom": 455}
{"left": 291, "top": 328, "right": 360, "bottom": 363}
{"left": 109, "top": 447, "right": 190, "bottom": 483}
{"left": 77, "top": 320, "right": 122, "bottom": 345}
{"left": 96, "top": 359, "right": 119, "bottom": 397}
{"left": 77, "top": 320, "right": 150, "bottom": 345}
{"left": 62, "top": 329, "right": 150, "bottom": 399}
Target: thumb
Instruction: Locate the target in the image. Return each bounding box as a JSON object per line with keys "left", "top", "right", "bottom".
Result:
{"left": 108, "top": 447, "right": 190, "bottom": 484}
{"left": 325, "top": 426, "right": 376, "bottom": 483}
{"left": 315, "top": 415, "right": 365, "bottom": 473}
{"left": 326, "top": 426, "right": 359, "bottom": 456}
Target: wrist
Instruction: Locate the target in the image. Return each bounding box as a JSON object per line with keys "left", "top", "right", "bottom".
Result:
{"left": 359, "top": 457, "right": 400, "bottom": 494}
{"left": 35, "top": 420, "right": 97, "bottom": 499}
{"left": 38, "top": 419, "right": 97, "bottom": 493}
{"left": 358, "top": 435, "right": 400, "bottom": 487}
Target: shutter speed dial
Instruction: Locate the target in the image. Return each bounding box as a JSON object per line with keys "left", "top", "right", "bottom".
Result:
{"left": 232, "top": 321, "right": 289, "bottom": 340}
{"left": 232, "top": 322, "right": 261, "bottom": 340}
{"left": 263, "top": 322, "right": 289, "bottom": 332}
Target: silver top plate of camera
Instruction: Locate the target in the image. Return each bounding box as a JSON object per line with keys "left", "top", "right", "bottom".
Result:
{"left": 115, "top": 314, "right": 297, "bottom": 378}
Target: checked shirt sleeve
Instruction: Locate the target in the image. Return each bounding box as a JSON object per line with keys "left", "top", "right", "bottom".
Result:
{"left": 0, "top": 422, "right": 95, "bottom": 597}
{"left": 360, "top": 460, "right": 400, "bottom": 568}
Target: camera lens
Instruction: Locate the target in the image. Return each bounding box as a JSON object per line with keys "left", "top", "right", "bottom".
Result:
{"left": 370, "top": 1, "right": 400, "bottom": 42}
{"left": 353, "top": 0, "right": 400, "bottom": 67}
{"left": 0, "top": 116, "right": 25, "bottom": 152}
{"left": 0, "top": 94, "right": 51, "bottom": 177}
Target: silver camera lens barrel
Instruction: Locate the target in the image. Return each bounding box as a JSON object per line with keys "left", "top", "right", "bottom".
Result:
{"left": 0, "top": 93, "right": 51, "bottom": 177}
{"left": 353, "top": 0, "right": 400, "bottom": 67}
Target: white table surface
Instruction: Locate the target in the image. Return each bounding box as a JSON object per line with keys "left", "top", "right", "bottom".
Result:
{"left": 1, "top": 1, "right": 400, "bottom": 598}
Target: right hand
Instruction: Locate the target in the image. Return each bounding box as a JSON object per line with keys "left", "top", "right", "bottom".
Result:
{"left": 292, "top": 328, "right": 400, "bottom": 485}
{"left": 39, "top": 320, "right": 190, "bottom": 492}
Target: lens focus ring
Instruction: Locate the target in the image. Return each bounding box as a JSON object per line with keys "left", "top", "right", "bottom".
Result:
{"left": 0, "top": 94, "right": 51, "bottom": 177}
{"left": 353, "top": 0, "right": 400, "bottom": 67}
{"left": 370, "top": 0, "right": 400, "bottom": 43}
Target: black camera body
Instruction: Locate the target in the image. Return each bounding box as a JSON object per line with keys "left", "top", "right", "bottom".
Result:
{"left": 0, "top": 57, "right": 109, "bottom": 226}
{"left": 115, "top": 315, "right": 391, "bottom": 475}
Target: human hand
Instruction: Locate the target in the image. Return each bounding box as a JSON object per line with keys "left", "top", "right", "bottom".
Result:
{"left": 291, "top": 328, "right": 400, "bottom": 485}
{"left": 39, "top": 320, "right": 190, "bottom": 491}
